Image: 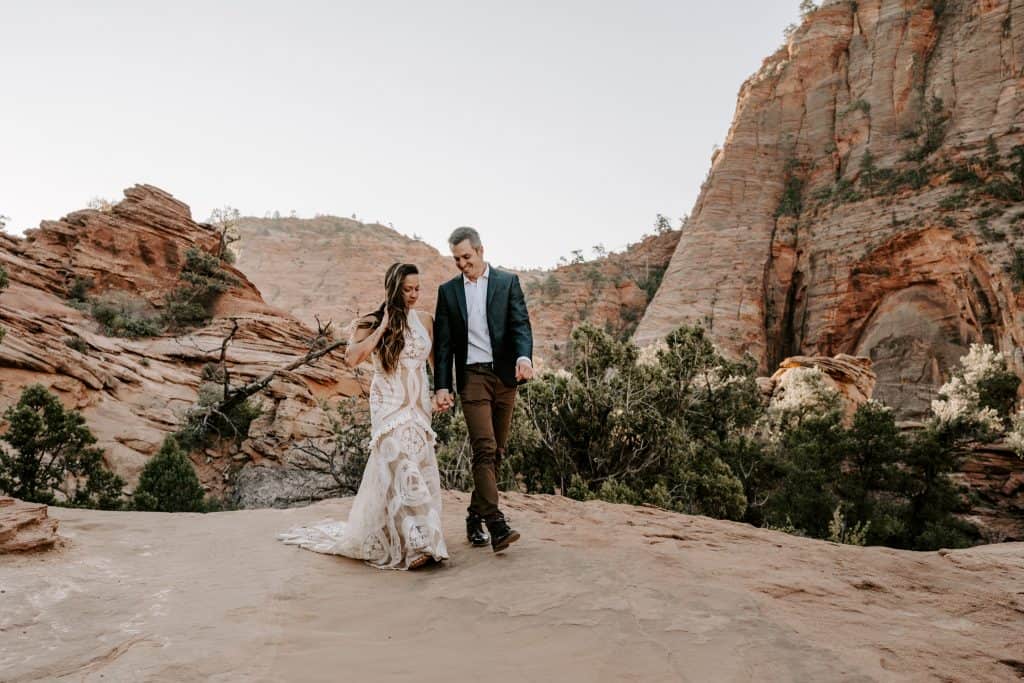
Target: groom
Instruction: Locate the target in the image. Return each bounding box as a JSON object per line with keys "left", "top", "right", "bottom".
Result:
{"left": 433, "top": 226, "right": 534, "bottom": 553}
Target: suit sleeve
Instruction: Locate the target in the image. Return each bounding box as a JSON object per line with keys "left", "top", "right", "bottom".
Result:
{"left": 433, "top": 285, "right": 454, "bottom": 391}
{"left": 508, "top": 275, "right": 533, "bottom": 362}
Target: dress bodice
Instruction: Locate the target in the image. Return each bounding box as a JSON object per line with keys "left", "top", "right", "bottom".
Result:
{"left": 371, "top": 312, "right": 431, "bottom": 373}
{"left": 368, "top": 312, "right": 433, "bottom": 443}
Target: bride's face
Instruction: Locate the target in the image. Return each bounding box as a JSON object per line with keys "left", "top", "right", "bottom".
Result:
{"left": 401, "top": 274, "right": 421, "bottom": 309}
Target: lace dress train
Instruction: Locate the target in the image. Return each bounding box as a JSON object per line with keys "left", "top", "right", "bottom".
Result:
{"left": 278, "top": 313, "right": 448, "bottom": 570}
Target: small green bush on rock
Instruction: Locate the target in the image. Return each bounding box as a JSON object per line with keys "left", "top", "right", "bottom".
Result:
{"left": 133, "top": 436, "right": 206, "bottom": 512}
{"left": 0, "top": 384, "right": 124, "bottom": 508}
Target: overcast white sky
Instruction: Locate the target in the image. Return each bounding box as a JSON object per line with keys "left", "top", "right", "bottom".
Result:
{"left": 1, "top": 1, "right": 801, "bottom": 269}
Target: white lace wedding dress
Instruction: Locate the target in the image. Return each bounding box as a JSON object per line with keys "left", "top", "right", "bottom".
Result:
{"left": 278, "top": 312, "right": 448, "bottom": 570}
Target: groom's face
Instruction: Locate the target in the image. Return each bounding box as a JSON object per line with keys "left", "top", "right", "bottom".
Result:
{"left": 451, "top": 239, "right": 485, "bottom": 280}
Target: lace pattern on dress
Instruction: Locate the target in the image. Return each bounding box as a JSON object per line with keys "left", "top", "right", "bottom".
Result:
{"left": 278, "top": 311, "right": 447, "bottom": 570}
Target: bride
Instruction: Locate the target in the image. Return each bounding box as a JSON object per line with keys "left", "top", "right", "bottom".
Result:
{"left": 278, "top": 262, "right": 449, "bottom": 570}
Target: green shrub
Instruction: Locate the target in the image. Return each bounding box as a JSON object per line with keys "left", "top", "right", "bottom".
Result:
{"left": 64, "top": 335, "right": 89, "bottom": 353}
{"left": 67, "top": 275, "right": 93, "bottom": 303}
{"left": 1008, "top": 248, "right": 1024, "bottom": 290}
{"left": 982, "top": 179, "right": 1024, "bottom": 202}
{"left": 0, "top": 264, "right": 8, "bottom": 342}
{"left": 859, "top": 150, "right": 879, "bottom": 190}
{"left": 508, "top": 323, "right": 753, "bottom": 520}
{"left": 948, "top": 163, "right": 982, "bottom": 187}
{"left": 163, "top": 248, "right": 238, "bottom": 329}
{"left": 974, "top": 363, "right": 1020, "bottom": 416}
{"left": 841, "top": 99, "right": 871, "bottom": 118}
{"left": 90, "top": 292, "right": 163, "bottom": 338}
{"left": 540, "top": 272, "right": 562, "bottom": 299}
{"left": 1009, "top": 144, "right": 1024, "bottom": 187}
{"left": 637, "top": 266, "right": 666, "bottom": 302}
{"left": 0, "top": 384, "right": 124, "bottom": 508}
{"left": 895, "top": 427, "right": 974, "bottom": 550}
{"left": 902, "top": 96, "right": 949, "bottom": 162}
{"left": 939, "top": 191, "right": 969, "bottom": 210}
{"left": 133, "top": 436, "right": 206, "bottom": 512}
{"left": 775, "top": 159, "right": 805, "bottom": 218}
{"left": 177, "top": 381, "right": 262, "bottom": 450}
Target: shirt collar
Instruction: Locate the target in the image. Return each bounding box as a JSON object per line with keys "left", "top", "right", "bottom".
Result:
{"left": 463, "top": 264, "right": 490, "bottom": 286}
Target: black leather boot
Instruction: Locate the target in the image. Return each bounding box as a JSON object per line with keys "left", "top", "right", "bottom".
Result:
{"left": 466, "top": 513, "right": 490, "bottom": 547}
{"left": 485, "top": 516, "right": 520, "bottom": 553}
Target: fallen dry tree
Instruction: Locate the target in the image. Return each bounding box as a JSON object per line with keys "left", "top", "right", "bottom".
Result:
{"left": 179, "top": 316, "right": 350, "bottom": 449}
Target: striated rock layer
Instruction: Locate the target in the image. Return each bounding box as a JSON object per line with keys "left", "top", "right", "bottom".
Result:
{"left": 636, "top": 0, "right": 1024, "bottom": 420}
{"left": 0, "top": 496, "right": 59, "bottom": 553}
{"left": 0, "top": 186, "right": 360, "bottom": 505}
{"left": 1, "top": 492, "right": 1022, "bottom": 681}
{"left": 234, "top": 216, "right": 455, "bottom": 332}
{"left": 523, "top": 230, "right": 681, "bottom": 365}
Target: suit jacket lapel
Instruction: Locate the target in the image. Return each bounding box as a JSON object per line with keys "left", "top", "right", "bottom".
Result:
{"left": 454, "top": 277, "right": 468, "bottom": 324}
{"left": 485, "top": 267, "right": 502, "bottom": 336}
{"left": 485, "top": 267, "right": 498, "bottom": 311}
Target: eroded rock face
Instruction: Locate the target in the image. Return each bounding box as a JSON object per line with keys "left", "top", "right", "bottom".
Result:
{"left": 233, "top": 216, "right": 455, "bottom": 333}
{"left": 235, "top": 215, "right": 680, "bottom": 367}
{"left": 0, "top": 186, "right": 360, "bottom": 503}
{"left": 522, "top": 230, "right": 681, "bottom": 365}
{"left": 956, "top": 443, "right": 1024, "bottom": 541}
{"left": 0, "top": 497, "right": 59, "bottom": 552}
{"left": 763, "top": 353, "right": 877, "bottom": 423}
{"left": 635, "top": 0, "right": 1024, "bottom": 421}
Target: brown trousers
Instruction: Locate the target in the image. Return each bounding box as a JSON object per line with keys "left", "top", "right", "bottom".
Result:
{"left": 460, "top": 366, "right": 517, "bottom": 520}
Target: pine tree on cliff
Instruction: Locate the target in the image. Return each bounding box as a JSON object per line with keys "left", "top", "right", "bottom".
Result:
{"left": 0, "top": 384, "right": 125, "bottom": 508}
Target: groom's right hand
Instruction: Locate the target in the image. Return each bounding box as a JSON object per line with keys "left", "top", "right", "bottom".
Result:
{"left": 434, "top": 389, "right": 453, "bottom": 411}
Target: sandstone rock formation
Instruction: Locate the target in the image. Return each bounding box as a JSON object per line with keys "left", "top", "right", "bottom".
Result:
{"left": 0, "top": 186, "right": 360, "bottom": 505}
{"left": 234, "top": 215, "right": 680, "bottom": 367}
{"left": 2, "top": 492, "right": 1022, "bottom": 680}
{"left": 636, "top": 0, "right": 1024, "bottom": 421}
{"left": 957, "top": 442, "right": 1024, "bottom": 541}
{"left": 762, "top": 353, "right": 877, "bottom": 422}
{"left": 0, "top": 496, "right": 59, "bottom": 553}
{"left": 233, "top": 215, "right": 456, "bottom": 332}
{"left": 523, "top": 229, "right": 680, "bottom": 365}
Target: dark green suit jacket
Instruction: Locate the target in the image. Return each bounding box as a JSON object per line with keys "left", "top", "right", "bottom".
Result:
{"left": 433, "top": 266, "right": 533, "bottom": 392}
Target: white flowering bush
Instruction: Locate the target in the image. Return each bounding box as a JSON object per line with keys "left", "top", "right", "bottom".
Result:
{"left": 636, "top": 340, "right": 667, "bottom": 367}
{"left": 929, "top": 344, "right": 1018, "bottom": 438}
{"left": 761, "top": 366, "right": 840, "bottom": 440}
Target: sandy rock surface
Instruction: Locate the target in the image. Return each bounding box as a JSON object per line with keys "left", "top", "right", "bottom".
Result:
{"left": 2, "top": 492, "right": 1022, "bottom": 682}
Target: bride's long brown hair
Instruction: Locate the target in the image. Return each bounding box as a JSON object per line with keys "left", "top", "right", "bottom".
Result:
{"left": 357, "top": 262, "right": 419, "bottom": 374}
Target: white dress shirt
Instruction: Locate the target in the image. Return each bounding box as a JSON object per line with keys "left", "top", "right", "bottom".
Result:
{"left": 464, "top": 265, "right": 493, "bottom": 364}
{"left": 463, "top": 264, "right": 532, "bottom": 369}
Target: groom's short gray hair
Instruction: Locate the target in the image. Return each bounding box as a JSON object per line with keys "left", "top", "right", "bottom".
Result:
{"left": 448, "top": 226, "right": 482, "bottom": 249}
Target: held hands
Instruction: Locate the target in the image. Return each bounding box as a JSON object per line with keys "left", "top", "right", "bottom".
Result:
{"left": 432, "top": 389, "right": 455, "bottom": 413}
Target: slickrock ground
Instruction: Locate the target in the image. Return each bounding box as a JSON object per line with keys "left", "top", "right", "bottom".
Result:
{"left": 636, "top": 0, "right": 1024, "bottom": 420}
{"left": 2, "top": 492, "right": 1022, "bottom": 682}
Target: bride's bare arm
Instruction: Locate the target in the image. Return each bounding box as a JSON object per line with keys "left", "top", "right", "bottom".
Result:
{"left": 345, "top": 314, "right": 386, "bottom": 367}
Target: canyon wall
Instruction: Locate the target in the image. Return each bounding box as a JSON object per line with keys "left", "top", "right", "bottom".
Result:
{"left": 635, "top": 0, "right": 1024, "bottom": 419}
